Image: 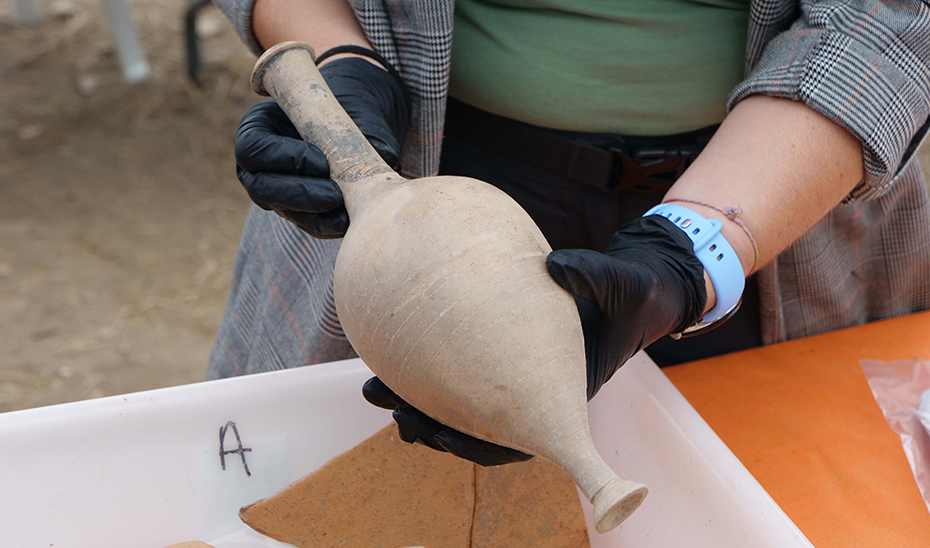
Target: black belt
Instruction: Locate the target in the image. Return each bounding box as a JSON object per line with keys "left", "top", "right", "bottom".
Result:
{"left": 444, "top": 99, "right": 716, "bottom": 194}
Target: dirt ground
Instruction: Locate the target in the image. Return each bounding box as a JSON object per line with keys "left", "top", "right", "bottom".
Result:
{"left": 0, "top": 0, "right": 257, "bottom": 412}
{"left": 2, "top": 3, "right": 930, "bottom": 414}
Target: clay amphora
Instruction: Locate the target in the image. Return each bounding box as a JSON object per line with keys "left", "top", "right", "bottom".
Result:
{"left": 251, "top": 42, "right": 648, "bottom": 532}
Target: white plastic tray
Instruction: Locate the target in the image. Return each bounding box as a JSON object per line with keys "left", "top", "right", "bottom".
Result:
{"left": 0, "top": 354, "right": 812, "bottom": 547}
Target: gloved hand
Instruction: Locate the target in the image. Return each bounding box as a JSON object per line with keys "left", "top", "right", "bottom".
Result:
{"left": 234, "top": 57, "right": 408, "bottom": 238}
{"left": 546, "top": 214, "right": 707, "bottom": 399}
{"left": 362, "top": 215, "right": 707, "bottom": 464}
{"left": 362, "top": 377, "right": 533, "bottom": 466}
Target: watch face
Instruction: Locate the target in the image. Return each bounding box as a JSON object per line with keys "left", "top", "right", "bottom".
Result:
{"left": 676, "top": 300, "right": 743, "bottom": 339}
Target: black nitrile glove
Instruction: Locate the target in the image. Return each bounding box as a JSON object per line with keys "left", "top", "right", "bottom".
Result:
{"left": 546, "top": 215, "right": 707, "bottom": 399}
{"left": 234, "top": 58, "right": 408, "bottom": 238}
{"left": 362, "top": 215, "right": 707, "bottom": 465}
{"left": 362, "top": 377, "right": 534, "bottom": 466}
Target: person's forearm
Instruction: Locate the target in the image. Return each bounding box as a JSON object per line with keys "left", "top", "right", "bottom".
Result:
{"left": 253, "top": 0, "right": 374, "bottom": 64}
{"left": 667, "top": 95, "right": 864, "bottom": 312}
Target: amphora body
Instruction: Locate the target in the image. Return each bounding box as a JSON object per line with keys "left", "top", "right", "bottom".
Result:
{"left": 252, "top": 42, "right": 647, "bottom": 532}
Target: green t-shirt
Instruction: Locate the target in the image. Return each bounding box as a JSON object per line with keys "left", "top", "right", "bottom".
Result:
{"left": 449, "top": 0, "right": 750, "bottom": 135}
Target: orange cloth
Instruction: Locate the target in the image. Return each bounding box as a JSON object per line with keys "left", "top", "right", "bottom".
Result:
{"left": 664, "top": 310, "right": 930, "bottom": 547}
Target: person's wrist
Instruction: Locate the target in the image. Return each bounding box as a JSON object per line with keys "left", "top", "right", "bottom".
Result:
{"left": 671, "top": 200, "right": 754, "bottom": 277}
{"left": 644, "top": 204, "right": 745, "bottom": 337}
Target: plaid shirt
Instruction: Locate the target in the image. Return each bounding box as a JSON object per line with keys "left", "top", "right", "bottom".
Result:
{"left": 209, "top": 0, "right": 930, "bottom": 378}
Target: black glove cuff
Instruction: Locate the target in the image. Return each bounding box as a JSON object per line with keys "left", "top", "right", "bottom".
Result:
{"left": 316, "top": 45, "right": 411, "bottom": 116}
{"left": 605, "top": 216, "right": 708, "bottom": 334}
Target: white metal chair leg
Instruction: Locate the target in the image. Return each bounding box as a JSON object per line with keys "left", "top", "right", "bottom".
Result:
{"left": 101, "top": 0, "right": 150, "bottom": 83}
{"left": 10, "top": 0, "right": 43, "bottom": 26}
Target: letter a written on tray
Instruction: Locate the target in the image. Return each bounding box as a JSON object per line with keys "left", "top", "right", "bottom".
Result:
{"left": 219, "top": 421, "right": 252, "bottom": 477}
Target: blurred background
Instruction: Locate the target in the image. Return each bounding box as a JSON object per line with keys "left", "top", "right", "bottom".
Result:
{"left": 0, "top": 0, "right": 257, "bottom": 412}
{"left": 2, "top": 2, "right": 930, "bottom": 414}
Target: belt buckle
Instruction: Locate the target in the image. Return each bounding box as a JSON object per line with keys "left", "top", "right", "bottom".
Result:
{"left": 608, "top": 146, "right": 696, "bottom": 194}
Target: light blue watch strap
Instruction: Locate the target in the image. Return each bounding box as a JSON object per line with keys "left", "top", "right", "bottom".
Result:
{"left": 644, "top": 203, "right": 745, "bottom": 337}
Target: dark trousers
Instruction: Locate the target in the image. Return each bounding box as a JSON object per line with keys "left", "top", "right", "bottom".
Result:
{"left": 438, "top": 102, "right": 761, "bottom": 366}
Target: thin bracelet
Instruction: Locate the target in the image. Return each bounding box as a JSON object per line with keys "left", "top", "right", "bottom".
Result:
{"left": 662, "top": 198, "right": 760, "bottom": 272}
{"left": 315, "top": 45, "right": 411, "bottom": 111}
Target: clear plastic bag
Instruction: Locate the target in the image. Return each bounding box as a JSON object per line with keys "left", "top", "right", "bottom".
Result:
{"left": 860, "top": 360, "right": 930, "bottom": 514}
